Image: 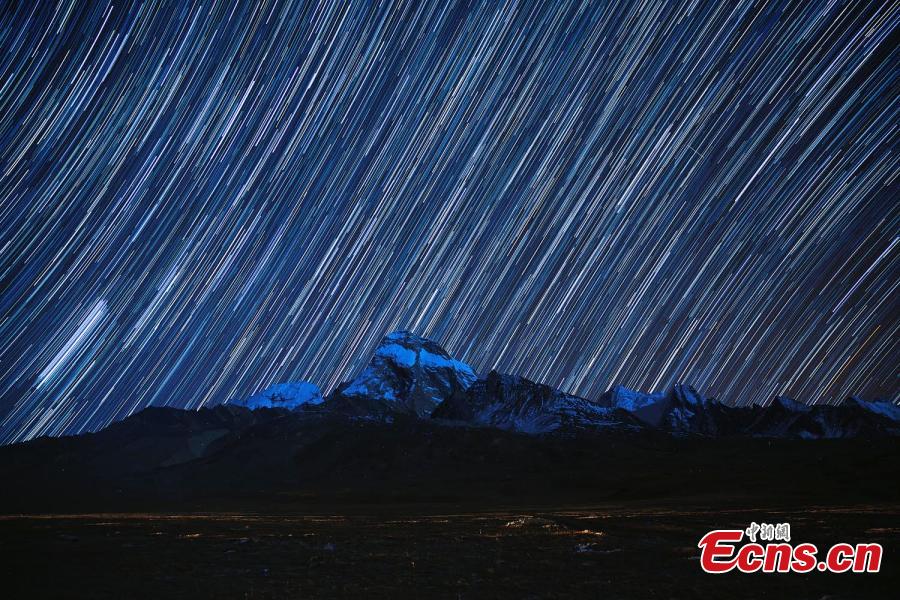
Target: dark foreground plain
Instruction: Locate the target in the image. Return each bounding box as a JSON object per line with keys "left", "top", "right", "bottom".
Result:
{"left": 1, "top": 504, "right": 897, "bottom": 599}
{"left": 1, "top": 410, "right": 898, "bottom": 598}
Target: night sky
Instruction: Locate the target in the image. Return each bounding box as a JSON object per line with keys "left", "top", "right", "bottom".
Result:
{"left": 0, "top": 1, "right": 897, "bottom": 444}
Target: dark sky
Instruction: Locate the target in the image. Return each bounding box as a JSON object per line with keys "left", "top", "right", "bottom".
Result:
{"left": 0, "top": 1, "right": 897, "bottom": 443}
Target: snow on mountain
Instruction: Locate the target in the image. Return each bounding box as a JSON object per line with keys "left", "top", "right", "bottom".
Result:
{"left": 225, "top": 331, "right": 898, "bottom": 439}
{"left": 232, "top": 381, "right": 323, "bottom": 410}
{"left": 432, "top": 370, "right": 642, "bottom": 433}
{"left": 329, "top": 330, "right": 477, "bottom": 417}
{"left": 433, "top": 371, "right": 899, "bottom": 438}
{"left": 602, "top": 386, "right": 670, "bottom": 427}
{"left": 597, "top": 383, "right": 711, "bottom": 431}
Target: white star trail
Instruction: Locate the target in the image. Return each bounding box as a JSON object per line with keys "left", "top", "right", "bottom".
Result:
{"left": 36, "top": 298, "right": 108, "bottom": 390}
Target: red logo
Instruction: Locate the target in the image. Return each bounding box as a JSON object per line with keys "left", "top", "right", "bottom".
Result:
{"left": 698, "top": 523, "right": 882, "bottom": 574}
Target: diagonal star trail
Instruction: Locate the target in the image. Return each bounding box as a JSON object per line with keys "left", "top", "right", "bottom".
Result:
{"left": 0, "top": 1, "right": 897, "bottom": 444}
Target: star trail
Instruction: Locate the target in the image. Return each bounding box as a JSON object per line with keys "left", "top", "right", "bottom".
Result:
{"left": 0, "top": 0, "right": 897, "bottom": 444}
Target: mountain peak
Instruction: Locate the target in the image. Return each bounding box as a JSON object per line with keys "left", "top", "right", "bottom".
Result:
{"left": 600, "top": 383, "right": 715, "bottom": 430}
{"left": 372, "top": 330, "right": 465, "bottom": 367}
{"left": 382, "top": 330, "right": 423, "bottom": 343}
{"left": 671, "top": 383, "right": 704, "bottom": 405}
{"left": 330, "top": 331, "right": 477, "bottom": 417}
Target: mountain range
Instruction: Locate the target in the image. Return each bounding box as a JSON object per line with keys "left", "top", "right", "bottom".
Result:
{"left": 1, "top": 330, "right": 897, "bottom": 513}
{"left": 227, "top": 330, "right": 898, "bottom": 439}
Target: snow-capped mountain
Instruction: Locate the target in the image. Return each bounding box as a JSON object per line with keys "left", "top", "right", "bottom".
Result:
{"left": 328, "top": 330, "right": 477, "bottom": 417}
{"left": 596, "top": 383, "right": 733, "bottom": 434}
{"left": 231, "top": 381, "right": 323, "bottom": 410}
{"left": 432, "top": 370, "right": 642, "bottom": 433}
{"left": 599, "top": 385, "right": 670, "bottom": 427}
{"left": 219, "top": 332, "right": 897, "bottom": 439}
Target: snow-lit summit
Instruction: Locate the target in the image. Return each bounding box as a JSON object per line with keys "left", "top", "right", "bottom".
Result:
{"left": 600, "top": 383, "right": 707, "bottom": 429}
{"left": 329, "top": 330, "right": 477, "bottom": 417}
